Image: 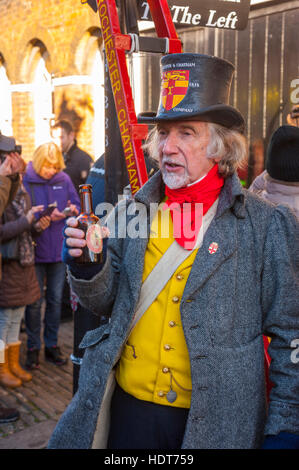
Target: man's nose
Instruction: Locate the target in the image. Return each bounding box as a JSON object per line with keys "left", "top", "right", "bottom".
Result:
{"left": 162, "top": 132, "right": 178, "bottom": 155}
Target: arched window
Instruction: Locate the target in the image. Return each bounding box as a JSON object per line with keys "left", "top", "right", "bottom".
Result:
{"left": 0, "top": 59, "right": 13, "bottom": 135}
{"left": 33, "top": 55, "right": 53, "bottom": 147}
{"left": 91, "top": 48, "right": 105, "bottom": 159}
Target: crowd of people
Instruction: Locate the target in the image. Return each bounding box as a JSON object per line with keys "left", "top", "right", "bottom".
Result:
{"left": 0, "top": 52, "right": 298, "bottom": 449}
{"left": 0, "top": 122, "right": 93, "bottom": 424}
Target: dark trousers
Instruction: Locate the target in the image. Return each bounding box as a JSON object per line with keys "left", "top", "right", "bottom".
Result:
{"left": 25, "top": 262, "right": 66, "bottom": 349}
{"left": 107, "top": 383, "right": 189, "bottom": 449}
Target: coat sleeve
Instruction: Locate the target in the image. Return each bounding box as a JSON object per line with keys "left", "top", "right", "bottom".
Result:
{"left": 0, "top": 175, "right": 20, "bottom": 218}
{"left": 261, "top": 205, "right": 299, "bottom": 436}
{"left": 67, "top": 199, "right": 127, "bottom": 317}
{"left": 0, "top": 175, "right": 11, "bottom": 217}
{"left": 0, "top": 214, "right": 31, "bottom": 242}
{"left": 248, "top": 170, "right": 267, "bottom": 194}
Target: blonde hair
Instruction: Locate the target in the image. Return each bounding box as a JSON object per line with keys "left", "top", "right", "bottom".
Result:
{"left": 32, "top": 142, "right": 65, "bottom": 175}
{"left": 143, "top": 122, "right": 248, "bottom": 177}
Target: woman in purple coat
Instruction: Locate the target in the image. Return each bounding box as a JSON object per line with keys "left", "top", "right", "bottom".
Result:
{"left": 23, "top": 142, "right": 80, "bottom": 369}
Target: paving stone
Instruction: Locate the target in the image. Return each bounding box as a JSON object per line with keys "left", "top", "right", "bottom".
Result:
{"left": 0, "top": 319, "right": 74, "bottom": 448}
{"left": 0, "top": 420, "right": 58, "bottom": 449}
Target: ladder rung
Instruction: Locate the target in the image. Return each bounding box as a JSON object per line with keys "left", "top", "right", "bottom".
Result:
{"left": 114, "top": 34, "right": 181, "bottom": 54}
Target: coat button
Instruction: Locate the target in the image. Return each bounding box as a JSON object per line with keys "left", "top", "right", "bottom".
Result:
{"left": 104, "top": 352, "right": 111, "bottom": 364}
{"left": 95, "top": 376, "right": 101, "bottom": 386}
{"left": 279, "top": 408, "right": 291, "bottom": 418}
{"left": 164, "top": 344, "right": 171, "bottom": 351}
{"left": 116, "top": 326, "right": 123, "bottom": 336}
{"left": 172, "top": 296, "right": 180, "bottom": 303}
{"left": 85, "top": 399, "right": 93, "bottom": 410}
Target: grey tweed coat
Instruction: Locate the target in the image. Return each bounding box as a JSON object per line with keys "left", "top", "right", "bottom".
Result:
{"left": 48, "top": 171, "right": 299, "bottom": 449}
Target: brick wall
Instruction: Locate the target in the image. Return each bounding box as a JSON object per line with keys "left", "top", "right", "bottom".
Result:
{"left": 0, "top": 0, "right": 103, "bottom": 161}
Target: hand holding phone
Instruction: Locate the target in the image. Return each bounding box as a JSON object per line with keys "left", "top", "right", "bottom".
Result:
{"left": 36, "top": 202, "right": 57, "bottom": 220}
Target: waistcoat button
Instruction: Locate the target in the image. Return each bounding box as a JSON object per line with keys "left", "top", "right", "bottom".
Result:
{"left": 172, "top": 296, "right": 180, "bottom": 303}
{"left": 169, "top": 320, "right": 176, "bottom": 327}
{"left": 164, "top": 344, "right": 171, "bottom": 351}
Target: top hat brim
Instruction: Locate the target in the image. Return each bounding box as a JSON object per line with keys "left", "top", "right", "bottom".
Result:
{"left": 138, "top": 104, "right": 245, "bottom": 133}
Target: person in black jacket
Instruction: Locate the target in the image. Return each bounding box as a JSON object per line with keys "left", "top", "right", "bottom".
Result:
{"left": 52, "top": 120, "right": 93, "bottom": 193}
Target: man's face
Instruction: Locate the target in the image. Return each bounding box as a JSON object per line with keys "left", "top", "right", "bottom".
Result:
{"left": 157, "top": 121, "right": 219, "bottom": 189}
{"left": 52, "top": 127, "right": 74, "bottom": 153}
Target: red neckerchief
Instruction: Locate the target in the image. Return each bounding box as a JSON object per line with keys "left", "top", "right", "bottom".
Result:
{"left": 164, "top": 164, "right": 224, "bottom": 250}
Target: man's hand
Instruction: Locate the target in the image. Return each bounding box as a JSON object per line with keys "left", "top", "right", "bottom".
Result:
{"left": 26, "top": 205, "right": 44, "bottom": 224}
{"left": 34, "top": 215, "right": 51, "bottom": 232}
{"left": 9, "top": 153, "right": 26, "bottom": 174}
{"left": 64, "top": 200, "right": 79, "bottom": 217}
{"left": 65, "top": 217, "right": 87, "bottom": 257}
{"left": 0, "top": 153, "right": 26, "bottom": 177}
{"left": 65, "top": 217, "right": 109, "bottom": 258}
{"left": 0, "top": 157, "right": 13, "bottom": 176}
{"left": 51, "top": 207, "right": 67, "bottom": 222}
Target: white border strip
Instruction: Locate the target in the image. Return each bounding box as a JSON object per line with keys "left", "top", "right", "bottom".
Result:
{"left": 53, "top": 75, "right": 93, "bottom": 86}
{"left": 10, "top": 83, "right": 34, "bottom": 92}
{"left": 10, "top": 75, "right": 94, "bottom": 92}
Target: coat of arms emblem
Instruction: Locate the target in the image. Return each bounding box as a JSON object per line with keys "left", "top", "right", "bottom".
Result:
{"left": 161, "top": 70, "right": 190, "bottom": 111}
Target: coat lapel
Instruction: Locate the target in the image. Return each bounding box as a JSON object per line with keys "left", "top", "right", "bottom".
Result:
{"left": 124, "top": 235, "right": 149, "bottom": 303}
{"left": 182, "top": 173, "right": 244, "bottom": 300}
{"left": 182, "top": 212, "right": 238, "bottom": 301}
{"left": 122, "top": 171, "right": 244, "bottom": 305}
{"left": 123, "top": 172, "right": 165, "bottom": 301}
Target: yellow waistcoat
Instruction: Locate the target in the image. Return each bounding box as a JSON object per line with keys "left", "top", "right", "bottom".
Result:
{"left": 116, "top": 204, "right": 197, "bottom": 408}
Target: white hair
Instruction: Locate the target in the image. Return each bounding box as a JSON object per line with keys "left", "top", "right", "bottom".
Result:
{"left": 143, "top": 122, "right": 248, "bottom": 177}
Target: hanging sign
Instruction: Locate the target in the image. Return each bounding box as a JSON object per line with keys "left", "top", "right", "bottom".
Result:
{"left": 138, "top": 0, "right": 251, "bottom": 31}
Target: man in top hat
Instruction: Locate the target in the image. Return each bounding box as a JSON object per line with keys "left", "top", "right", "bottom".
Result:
{"left": 48, "top": 54, "right": 299, "bottom": 449}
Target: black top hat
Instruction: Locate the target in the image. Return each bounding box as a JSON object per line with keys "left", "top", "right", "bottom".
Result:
{"left": 0, "top": 132, "right": 16, "bottom": 153}
{"left": 138, "top": 53, "right": 245, "bottom": 132}
{"left": 266, "top": 125, "right": 299, "bottom": 182}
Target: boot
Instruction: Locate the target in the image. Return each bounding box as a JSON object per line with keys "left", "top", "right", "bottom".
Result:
{"left": 25, "top": 348, "right": 40, "bottom": 370}
{"left": 0, "top": 347, "right": 22, "bottom": 388}
{"left": 45, "top": 345, "right": 68, "bottom": 366}
{"left": 0, "top": 406, "right": 20, "bottom": 424}
{"left": 8, "top": 342, "right": 32, "bottom": 383}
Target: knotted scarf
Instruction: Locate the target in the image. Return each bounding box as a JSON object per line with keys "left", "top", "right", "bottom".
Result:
{"left": 164, "top": 164, "right": 224, "bottom": 250}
